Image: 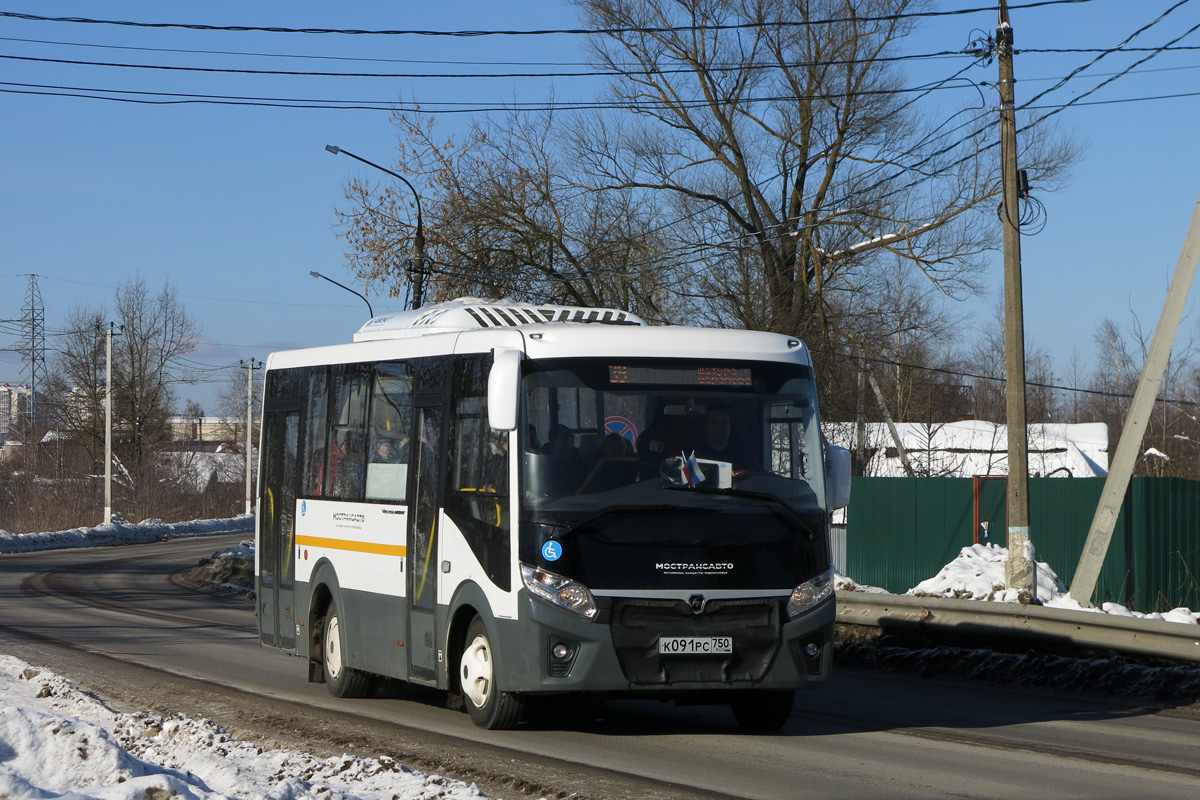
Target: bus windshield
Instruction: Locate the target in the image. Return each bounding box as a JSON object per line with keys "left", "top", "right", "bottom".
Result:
{"left": 519, "top": 357, "right": 827, "bottom": 528}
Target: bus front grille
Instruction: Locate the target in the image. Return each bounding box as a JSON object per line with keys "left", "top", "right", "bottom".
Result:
{"left": 608, "top": 597, "right": 782, "bottom": 686}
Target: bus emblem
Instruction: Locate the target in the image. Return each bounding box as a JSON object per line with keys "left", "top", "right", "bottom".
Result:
{"left": 689, "top": 594, "right": 706, "bottom": 614}
{"left": 541, "top": 541, "right": 563, "bottom": 562}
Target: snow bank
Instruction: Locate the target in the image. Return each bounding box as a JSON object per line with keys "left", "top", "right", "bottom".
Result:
{"left": 905, "top": 542, "right": 1200, "bottom": 625}
{"left": 0, "top": 656, "right": 489, "bottom": 800}
{"left": 0, "top": 516, "right": 254, "bottom": 554}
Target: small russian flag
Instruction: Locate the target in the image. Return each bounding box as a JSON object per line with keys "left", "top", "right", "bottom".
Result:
{"left": 681, "top": 450, "right": 704, "bottom": 487}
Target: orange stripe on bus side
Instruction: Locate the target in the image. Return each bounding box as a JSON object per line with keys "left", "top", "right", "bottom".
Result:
{"left": 295, "top": 535, "right": 407, "bottom": 557}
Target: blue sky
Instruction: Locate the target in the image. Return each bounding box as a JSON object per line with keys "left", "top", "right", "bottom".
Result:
{"left": 2, "top": 1, "right": 1199, "bottom": 412}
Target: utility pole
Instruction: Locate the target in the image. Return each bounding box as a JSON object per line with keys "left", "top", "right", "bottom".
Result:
{"left": 861, "top": 357, "right": 914, "bottom": 477}
{"left": 1069, "top": 193, "right": 1200, "bottom": 605}
{"left": 242, "top": 359, "right": 260, "bottom": 517}
{"left": 104, "top": 322, "right": 117, "bottom": 526}
{"left": 997, "top": 0, "right": 1035, "bottom": 593}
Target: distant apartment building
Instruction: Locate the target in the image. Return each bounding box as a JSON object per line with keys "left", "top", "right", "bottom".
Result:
{"left": 0, "top": 383, "right": 32, "bottom": 444}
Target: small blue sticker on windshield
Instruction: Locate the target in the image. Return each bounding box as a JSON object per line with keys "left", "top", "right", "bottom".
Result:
{"left": 541, "top": 540, "right": 563, "bottom": 562}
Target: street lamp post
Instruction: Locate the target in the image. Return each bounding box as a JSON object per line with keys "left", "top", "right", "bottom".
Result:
{"left": 309, "top": 271, "right": 374, "bottom": 318}
{"left": 325, "top": 144, "right": 427, "bottom": 309}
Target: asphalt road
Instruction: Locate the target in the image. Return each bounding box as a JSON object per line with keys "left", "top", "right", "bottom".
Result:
{"left": 3, "top": 534, "right": 1200, "bottom": 800}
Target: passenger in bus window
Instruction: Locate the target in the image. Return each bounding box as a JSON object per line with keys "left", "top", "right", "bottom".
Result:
{"left": 334, "top": 433, "right": 365, "bottom": 496}
{"left": 373, "top": 437, "right": 402, "bottom": 463}
{"left": 480, "top": 432, "right": 508, "bottom": 494}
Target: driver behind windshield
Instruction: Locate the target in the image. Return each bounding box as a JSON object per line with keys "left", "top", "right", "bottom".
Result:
{"left": 693, "top": 404, "right": 758, "bottom": 471}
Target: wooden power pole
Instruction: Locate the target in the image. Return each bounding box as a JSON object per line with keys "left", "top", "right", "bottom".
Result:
{"left": 997, "top": 0, "right": 1035, "bottom": 593}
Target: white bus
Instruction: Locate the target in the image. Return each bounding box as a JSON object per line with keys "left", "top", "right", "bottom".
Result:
{"left": 256, "top": 298, "right": 850, "bottom": 730}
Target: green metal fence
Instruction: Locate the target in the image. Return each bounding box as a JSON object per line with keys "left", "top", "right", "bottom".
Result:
{"left": 844, "top": 476, "right": 1200, "bottom": 613}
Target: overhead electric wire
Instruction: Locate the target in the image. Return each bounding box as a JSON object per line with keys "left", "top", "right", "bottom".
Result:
{"left": 0, "top": 48, "right": 971, "bottom": 80}
{"left": 0, "top": 73, "right": 988, "bottom": 112}
{"left": 0, "top": 34, "right": 606, "bottom": 66}
{"left": 851, "top": 352, "right": 1200, "bottom": 409}
{"left": 5, "top": 0, "right": 1188, "bottom": 294}
{"left": 0, "top": 2, "right": 1103, "bottom": 37}
{"left": 1020, "top": 0, "right": 1195, "bottom": 110}
{"left": 1026, "top": 22, "right": 1200, "bottom": 125}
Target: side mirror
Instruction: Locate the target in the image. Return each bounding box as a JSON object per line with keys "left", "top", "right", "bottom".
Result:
{"left": 825, "top": 444, "right": 851, "bottom": 510}
{"left": 488, "top": 348, "right": 522, "bottom": 431}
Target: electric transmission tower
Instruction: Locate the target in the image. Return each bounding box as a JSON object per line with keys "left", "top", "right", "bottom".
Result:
{"left": 16, "top": 274, "right": 47, "bottom": 441}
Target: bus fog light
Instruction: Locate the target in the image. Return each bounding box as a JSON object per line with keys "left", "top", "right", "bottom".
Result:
{"left": 786, "top": 568, "right": 834, "bottom": 618}
{"left": 547, "top": 636, "right": 580, "bottom": 677}
{"left": 804, "top": 642, "right": 820, "bottom": 658}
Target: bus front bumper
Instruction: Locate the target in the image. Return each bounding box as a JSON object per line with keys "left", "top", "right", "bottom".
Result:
{"left": 493, "top": 590, "right": 835, "bottom": 696}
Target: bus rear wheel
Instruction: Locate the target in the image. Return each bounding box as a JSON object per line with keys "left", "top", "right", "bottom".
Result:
{"left": 730, "top": 690, "right": 795, "bottom": 731}
{"left": 322, "top": 602, "right": 372, "bottom": 698}
{"left": 460, "top": 616, "right": 524, "bottom": 729}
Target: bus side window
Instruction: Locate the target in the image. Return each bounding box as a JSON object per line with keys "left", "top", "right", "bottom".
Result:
{"left": 448, "top": 355, "right": 508, "bottom": 529}
{"left": 326, "top": 365, "right": 369, "bottom": 500}
{"left": 365, "top": 362, "right": 413, "bottom": 503}
{"left": 302, "top": 367, "right": 329, "bottom": 496}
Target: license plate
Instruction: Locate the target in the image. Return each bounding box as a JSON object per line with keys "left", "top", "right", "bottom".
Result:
{"left": 658, "top": 636, "right": 733, "bottom": 655}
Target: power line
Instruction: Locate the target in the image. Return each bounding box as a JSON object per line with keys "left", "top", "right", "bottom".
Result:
{"left": 0, "top": 76, "right": 987, "bottom": 112}
{"left": 0, "top": 49, "right": 973, "bottom": 81}
{"left": 850, "top": 352, "right": 1200, "bottom": 409}
{"left": 1020, "top": 0, "right": 1195, "bottom": 111}
{"left": 0, "top": 46, "right": 968, "bottom": 78}
{"left": 0, "top": 2, "right": 1103, "bottom": 37}
{"left": 0, "top": 35, "right": 607, "bottom": 66}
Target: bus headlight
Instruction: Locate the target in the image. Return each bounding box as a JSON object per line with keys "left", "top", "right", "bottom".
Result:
{"left": 786, "top": 568, "right": 834, "bottom": 618}
{"left": 521, "top": 563, "right": 598, "bottom": 620}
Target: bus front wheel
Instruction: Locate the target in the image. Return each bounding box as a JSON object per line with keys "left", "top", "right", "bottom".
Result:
{"left": 322, "top": 602, "right": 371, "bottom": 698}
{"left": 460, "top": 616, "right": 524, "bottom": 729}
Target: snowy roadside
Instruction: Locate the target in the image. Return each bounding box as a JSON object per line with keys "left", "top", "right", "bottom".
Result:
{"left": 0, "top": 518, "right": 502, "bottom": 800}
{"left": 0, "top": 515, "right": 255, "bottom": 554}
{"left": 844, "top": 541, "right": 1200, "bottom": 626}
{"left": 0, "top": 656, "right": 489, "bottom": 800}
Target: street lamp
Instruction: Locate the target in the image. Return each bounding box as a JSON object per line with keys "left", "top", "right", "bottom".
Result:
{"left": 325, "top": 144, "right": 427, "bottom": 309}
{"left": 309, "top": 271, "right": 374, "bottom": 318}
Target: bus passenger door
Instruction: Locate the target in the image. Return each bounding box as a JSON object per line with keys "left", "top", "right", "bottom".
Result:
{"left": 407, "top": 404, "right": 445, "bottom": 682}
{"left": 258, "top": 407, "right": 299, "bottom": 650}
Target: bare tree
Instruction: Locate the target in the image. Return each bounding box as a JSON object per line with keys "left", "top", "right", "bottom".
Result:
{"left": 335, "top": 0, "right": 1075, "bottom": 422}
{"left": 215, "top": 363, "right": 264, "bottom": 452}
{"left": 1083, "top": 313, "right": 1200, "bottom": 479}
{"left": 45, "top": 277, "right": 200, "bottom": 506}
{"left": 573, "top": 0, "right": 1073, "bottom": 343}
{"left": 336, "top": 106, "right": 686, "bottom": 321}
{"left": 111, "top": 277, "right": 200, "bottom": 473}
{"left": 964, "top": 299, "right": 1057, "bottom": 424}
{"left": 44, "top": 307, "right": 108, "bottom": 462}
